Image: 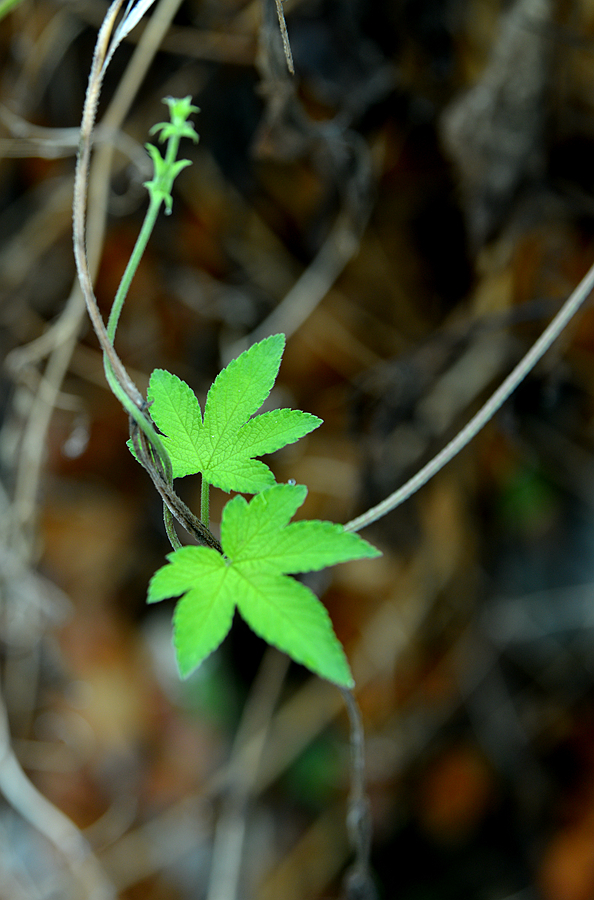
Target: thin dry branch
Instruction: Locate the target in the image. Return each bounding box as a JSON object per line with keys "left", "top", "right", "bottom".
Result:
{"left": 0, "top": 689, "right": 116, "bottom": 900}
{"left": 72, "top": 0, "right": 147, "bottom": 413}
{"left": 206, "top": 649, "right": 289, "bottom": 900}
{"left": 344, "top": 259, "right": 594, "bottom": 533}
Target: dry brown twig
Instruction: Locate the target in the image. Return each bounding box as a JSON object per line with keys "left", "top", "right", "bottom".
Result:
{"left": 0, "top": 690, "right": 116, "bottom": 900}
{"left": 206, "top": 649, "right": 290, "bottom": 900}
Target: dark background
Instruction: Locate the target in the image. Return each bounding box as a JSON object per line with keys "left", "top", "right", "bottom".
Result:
{"left": 2, "top": 0, "right": 594, "bottom": 897}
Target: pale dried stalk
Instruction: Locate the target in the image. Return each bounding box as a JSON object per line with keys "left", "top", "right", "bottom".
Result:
{"left": 72, "top": 0, "right": 146, "bottom": 412}
{"left": 0, "top": 689, "right": 116, "bottom": 899}
{"left": 345, "top": 259, "right": 594, "bottom": 533}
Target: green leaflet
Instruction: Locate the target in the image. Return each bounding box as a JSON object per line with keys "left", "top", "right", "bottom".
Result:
{"left": 147, "top": 334, "right": 322, "bottom": 492}
{"left": 0, "top": 0, "right": 24, "bottom": 22}
{"left": 148, "top": 483, "right": 381, "bottom": 685}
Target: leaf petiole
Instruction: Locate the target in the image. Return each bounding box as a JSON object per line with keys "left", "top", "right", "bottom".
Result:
{"left": 201, "top": 476, "right": 210, "bottom": 529}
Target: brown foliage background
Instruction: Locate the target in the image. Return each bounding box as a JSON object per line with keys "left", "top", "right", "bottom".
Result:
{"left": 3, "top": 0, "right": 594, "bottom": 897}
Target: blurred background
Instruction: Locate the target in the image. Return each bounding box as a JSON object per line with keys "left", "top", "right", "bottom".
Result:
{"left": 2, "top": 0, "right": 594, "bottom": 897}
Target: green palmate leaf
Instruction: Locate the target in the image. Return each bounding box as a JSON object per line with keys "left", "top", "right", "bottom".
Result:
{"left": 147, "top": 334, "right": 321, "bottom": 492}
{"left": 148, "top": 483, "right": 381, "bottom": 685}
{"left": 150, "top": 547, "right": 235, "bottom": 675}
{"left": 236, "top": 572, "right": 350, "bottom": 687}
{"left": 221, "top": 485, "right": 375, "bottom": 574}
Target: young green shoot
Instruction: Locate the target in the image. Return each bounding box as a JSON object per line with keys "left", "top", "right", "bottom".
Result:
{"left": 107, "top": 96, "right": 199, "bottom": 343}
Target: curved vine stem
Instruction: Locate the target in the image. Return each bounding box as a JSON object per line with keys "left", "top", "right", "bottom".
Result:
{"left": 73, "top": 0, "right": 141, "bottom": 403}
{"left": 73, "top": 0, "right": 220, "bottom": 552}
{"left": 344, "top": 259, "right": 594, "bottom": 534}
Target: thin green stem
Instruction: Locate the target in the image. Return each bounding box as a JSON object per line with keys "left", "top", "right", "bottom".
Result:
{"left": 107, "top": 115, "right": 189, "bottom": 341}
{"left": 103, "top": 355, "right": 173, "bottom": 481}
{"left": 163, "top": 506, "right": 182, "bottom": 549}
{"left": 107, "top": 193, "right": 162, "bottom": 342}
{"left": 201, "top": 476, "right": 210, "bottom": 529}
{"left": 103, "top": 98, "right": 198, "bottom": 483}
